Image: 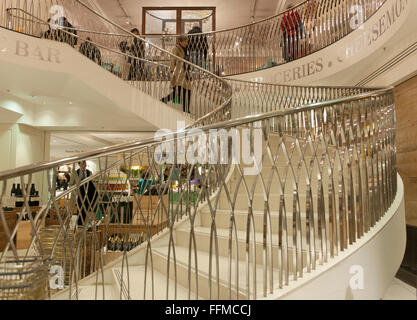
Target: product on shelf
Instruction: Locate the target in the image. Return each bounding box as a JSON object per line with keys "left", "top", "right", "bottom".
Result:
{"left": 15, "top": 184, "right": 24, "bottom": 208}
{"left": 28, "top": 184, "right": 40, "bottom": 207}
{"left": 106, "top": 233, "right": 144, "bottom": 252}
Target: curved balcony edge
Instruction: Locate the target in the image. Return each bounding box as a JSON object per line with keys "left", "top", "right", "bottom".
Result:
{"left": 266, "top": 173, "right": 406, "bottom": 300}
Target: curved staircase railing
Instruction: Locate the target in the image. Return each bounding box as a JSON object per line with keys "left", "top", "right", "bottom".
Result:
{"left": 1, "top": 2, "right": 232, "bottom": 126}
{"left": 2, "top": 0, "right": 387, "bottom": 76}
{"left": 0, "top": 0, "right": 398, "bottom": 300}
{"left": 0, "top": 84, "right": 396, "bottom": 299}
{"left": 146, "top": 0, "right": 388, "bottom": 76}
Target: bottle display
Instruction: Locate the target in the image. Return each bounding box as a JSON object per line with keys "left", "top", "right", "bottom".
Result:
{"left": 3, "top": 184, "right": 17, "bottom": 209}
{"left": 10, "top": 183, "right": 16, "bottom": 197}
{"left": 15, "top": 184, "right": 24, "bottom": 208}
{"left": 106, "top": 233, "right": 144, "bottom": 252}
{"left": 28, "top": 184, "right": 40, "bottom": 207}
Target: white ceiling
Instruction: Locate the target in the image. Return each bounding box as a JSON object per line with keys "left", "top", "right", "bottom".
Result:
{"left": 94, "top": 0, "right": 293, "bottom": 32}
{"left": 50, "top": 131, "right": 156, "bottom": 158}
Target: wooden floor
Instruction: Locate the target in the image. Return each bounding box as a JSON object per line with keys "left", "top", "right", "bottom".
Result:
{"left": 395, "top": 75, "right": 417, "bottom": 227}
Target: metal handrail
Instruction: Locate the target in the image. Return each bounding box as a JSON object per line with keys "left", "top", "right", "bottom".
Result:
{"left": 47, "top": 0, "right": 388, "bottom": 76}
{"left": 0, "top": 86, "right": 392, "bottom": 181}
{"left": 0, "top": 0, "right": 398, "bottom": 300}
{"left": 2, "top": 5, "right": 233, "bottom": 126}
{"left": 0, "top": 83, "right": 396, "bottom": 299}
{"left": 4, "top": 1, "right": 388, "bottom": 77}
{"left": 3, "top": 0, "right": 389, "bottom": 80}
{"left": 144, "top": 0, "right": 388, "bottom": 75}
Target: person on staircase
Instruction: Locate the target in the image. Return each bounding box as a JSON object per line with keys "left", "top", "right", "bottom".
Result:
{"left": 79, "top": 37, "right": 102, "bottom": 66}
{"left": 128, "top": 28, "right": 146, "bottom": 81}
{"left": 280, "top": 8, "right": 302, "bottom": 61}
{"left": 160, "top": 35, "right": 192, "bottom": 114}
{"left": 187, "top": 25, "right": 208, "bottom": 68}
{"left": 74, "top": 161, "right": 97, "bottom": 227}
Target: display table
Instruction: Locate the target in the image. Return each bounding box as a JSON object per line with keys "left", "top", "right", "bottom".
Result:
{"left": 132, "top": 194, "right": 169, "bottom": 226}
{"left": 0, "top": 209, "right": 17, "bottom": 251}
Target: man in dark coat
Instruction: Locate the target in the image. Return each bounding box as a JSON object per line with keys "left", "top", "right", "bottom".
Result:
{"left": 76, "top": 161, "right": 97, "bottom": 226}
{"left": 79, "top": 37, "right": 102, "bottom": 65}
{"left": 187, "top": 25, "right": 208, "bottom": 67}
{"left": 60, "top": 17, "right": 78, "bottom": 47}
{"left": 128, "top": 28, "right": 146, "bottom": 81}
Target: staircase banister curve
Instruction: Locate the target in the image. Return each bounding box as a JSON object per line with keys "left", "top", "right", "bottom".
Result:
{"left": 0, "top": 0, "right": 400, "bottom": 301}
{"left": 146, "top": 0, "right": 388, "bottom": 76}
{"left": 1, "top": 1, "right": 233, "bottom": 126}
{"left": 74, "top": 0, "right": 223, "bottom": 81}
{"left": 0, "top": 84, "right": 397, "bottom": 299}
{"left": 0, "top": 86, "right": 393, "bottom": 182}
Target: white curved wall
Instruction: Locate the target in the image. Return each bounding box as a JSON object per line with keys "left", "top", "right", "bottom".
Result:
{"left": 231, "top": 0, "right": 417, "bottom": 87}
{"left": 0, "top": 27, "right": 192, "bottom": 131}
{"left": 265, "top": 174, "right": 406, "bottom": 300}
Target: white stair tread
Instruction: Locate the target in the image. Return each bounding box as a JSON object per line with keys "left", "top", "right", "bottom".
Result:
{"left": 201, "top": 208, "right": 311, "bottom": 217}
{"left": 113, "top": 265, "right": 203, "bottom": 300}
{"left": 152, "top": 245, "right": 279, "bottom": 297}
{"left": 75, "top": 284, "right": 118, "bottom": 300}
{"left": 177, "top": 226, "right": 315, "bottom": 248}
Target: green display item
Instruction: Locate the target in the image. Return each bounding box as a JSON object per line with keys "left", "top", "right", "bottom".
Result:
{"left": 169, "top": 191, "right": 197, "bottom": 204}
{"left": 96, "top": 208, "right": 103, "bottom": 220}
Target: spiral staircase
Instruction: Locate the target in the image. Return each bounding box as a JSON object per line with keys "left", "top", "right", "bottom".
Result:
{"left": 0, "top": 0, "right": 410, "bottom": 300}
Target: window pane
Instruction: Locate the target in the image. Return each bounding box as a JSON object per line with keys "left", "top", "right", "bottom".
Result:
{"left": 181, "top": 10, "right": 213, "bottom": 34}
{"left": 145, "top": 10, "right": 177, "bottom": 34}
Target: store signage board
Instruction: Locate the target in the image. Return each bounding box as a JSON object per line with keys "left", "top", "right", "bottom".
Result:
{"left": 0, "top": 30, "right": 61, "bottom": 64}
{"left": 15, "top": 40, "right": 61, "bottom": 64}
{"left": 242, "top": 0, "right": 411, "bottom": 85}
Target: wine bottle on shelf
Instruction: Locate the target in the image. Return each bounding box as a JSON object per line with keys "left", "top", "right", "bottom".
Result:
{"left": 29, "top": 184, "right": 40, "bottom": 207}
{"left": 30, "top": 184, "right": 36, "bottom": 196}
{"left": 34, "top": 191, "right": 40, "bottom": 206}
{"left": 6, "top": 183, "right": 16, "bottom": 209}
{"left": 15, "top": 184, "right": 24, "bottom": 208}
{"left": 29, "top": 184, "right": 33, "bottom": 206}
{"left": 10, "top": 184, "right": 16, "bottom": 197}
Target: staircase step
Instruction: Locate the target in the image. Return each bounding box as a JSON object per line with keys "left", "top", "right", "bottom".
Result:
{"left": 199, "top": 209, "right": 322, "bottom": 234}
{"left": 112, "top": 265, "right": 203, "bottom": 300}
{"left": 217, "top": 192, "right": 324, "bottom": 211}
{"left": 152, "top": 245, "right": 270, "bottom": 299}
{"left": 54, "top": 284, "right": 118, "bottom": 300}
{"left": 175, "top": 226, "right": 321, "bottom": 268}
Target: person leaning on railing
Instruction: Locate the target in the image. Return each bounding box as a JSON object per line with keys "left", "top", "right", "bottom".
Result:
{"left": 280, "top": 8, "right": 302, "bottom": 62}
{"left": 42, "top": 17, "right": 78, "bottom": 48}
{"left": 119, "top": 40, "right": 130, "bottom": 80}
{"left": 160, "top": 35, "right": 192, "bottom": 113}
{"left": 187, "top": 25, "right": 208, "bottom": 68}
{"left": 79, "top": 37, "right": 102, "bottom": 66}
{"left": 60, "top": 17, "right": 78, "bottom": 48}
{"left": 128, "top": 28, "right": 146, "bottom": 81}
{"left": 42, "top": 19, "right": 59, "bottom": 41}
